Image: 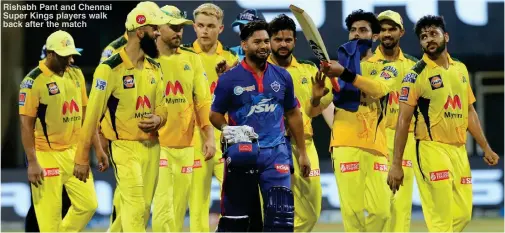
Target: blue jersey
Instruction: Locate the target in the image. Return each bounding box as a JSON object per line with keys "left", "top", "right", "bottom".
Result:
{"left": 212, "top": 60, "right": 297, "bottom": 148}
{"left": 229, "top": 45, "right": 245, "bottom": 62}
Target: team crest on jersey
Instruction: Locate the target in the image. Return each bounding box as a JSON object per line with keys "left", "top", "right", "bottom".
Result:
{"left": 75, "top": 81, "right": 80, "bottom": 87}
{"left": 270, "top": 81, "right": 280, "bottom": 92}
{"left": 184, "top": 64, "right": 191, "bottom": 71}
{"left": 102, "top": 49, "right": 113, "bottom": 59}
{"left": 123, "top": 75, "right": 135, "bottom": 89}
{"left": 370, "top": 69, "right": 377, "bottom": 75}
{"left": 429, "top": 75, "right": 444, "bottom": 90}
{"left": 95, "top": 79, "right": 107, "bottom": 91}
{"left": 402, "top": 73, "right": 417, "bottom": 83}
{"left": 399, "top": 87, "right": 409, "bottom": 101}
{"left": 301, "top": 77, "right": 308, "bottom": 84}
{"left": 46, "top": 82, "right": 60, "bottom": 95}
{"left": 20, "top": 79, "right": 34, "bottom": 89}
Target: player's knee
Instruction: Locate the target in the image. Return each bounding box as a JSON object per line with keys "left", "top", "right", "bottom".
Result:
{"left": 372, "top": 205, "right": 390, "bottom": 223}
{"left": 453, "top": 211, "right": 472, "bottom": 230}
{"left": 263, "top": 186, "right": 294, "bottom": 232}
{"left": 81, "top": 198, "right": 98, "bottom": 215}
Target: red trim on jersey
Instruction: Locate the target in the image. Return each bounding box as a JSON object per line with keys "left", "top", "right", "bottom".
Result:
{"left": 241, "top": 60, "right": 268, "bottom": 93}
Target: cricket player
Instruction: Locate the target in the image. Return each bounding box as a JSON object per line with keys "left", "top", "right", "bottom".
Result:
{"left": 151, "top": 5, "right": 215, "bottom": 232}
{"left": 210, "top": 20, "right": 311, "bottom": 232}
{"left": 73, "top": 6, "right": 169, "bottom": 232}
{"left": 309, "top": 10, "right": 399, "bottom": 232}
{"left": 229, "top": 9, "right": 261, "bottom": 61}
{"left": 181, "top": 3, "right": 239, "bottom": 232}
{"left": 388, "top": 15, "right": 500, "bottom": 232}
{"left": 370, "top": 10, "right": 419, "bottom": 232}
{"left": 19, "top": 30, "right": 103, "bottom": 232}
{"left": 266, "top": 14, "right": 323, "bottom": 232}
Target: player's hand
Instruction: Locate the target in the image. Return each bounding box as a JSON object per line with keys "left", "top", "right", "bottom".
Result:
{"left": 387, "top": 164, "right": 404, "bottom": 194}
{"left": 483, "top": 148, "right": 499, "bottom": 166}
{"left": 138, "top": 114, "right": 161, "bottom": 133}
{"left": 203, "top": 138, "right": 216, "bottom": 161}
{"left": 98, "top": 132, "right": 110, "bottom": 156}
{"left": 95, "top": 149, "right": 109, "bottom": 172}
{"left": 298, "top": 152, "right": 311, "bottom": 177}
{"left": 320, "top": 60, "right": 345, "bottom": 78}
{"left": 216, "top": 60, "right": 237, "bottom": 76}
{"left": 311, "top": 71, "right": 330, "bottom": 99}
{"left": 27, "top": 161, "right": 44, "bottom": 188}
{"left": 73, "top": 164, "right": 90, "bottom": 183}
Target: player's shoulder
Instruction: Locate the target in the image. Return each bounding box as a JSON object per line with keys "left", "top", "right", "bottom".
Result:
{"left": 109, "top": 35, "right": 128, "bottom": 50}
{"left": 222, "top": 45, "right": 238, "bottom": 57}
{"left": 146, "top": 57, "right": 161, "bottom": 69}
{"left": 297, "top": 59, "right": 318, "bottom": 69}
{"left": 410, "top": 59, "right": 428, "bottom": 75}
{"left": 179, "top": 46, "right": 197, "bottom": 55}
{"left": 269, "top": 63, "right": 292, "bottom": 80}
{"left": 101, "top": 53, "right": 123, "bottom": 70}
{"left": 181, "top": 43, "right": 195, "bottom": 50}
{"left": 26, "top": 66, "right": 43, "bottom": 80}
{"left": 403, "top": 53, "right": 419, "bottom": 64}
{"left": 451, "top": 56, "right": 468, "bottom": 71}
{"left": 20, "top": 66, "right": 42, "bottom": 88}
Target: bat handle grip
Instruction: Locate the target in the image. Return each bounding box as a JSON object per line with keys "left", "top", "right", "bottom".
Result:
{"left": 330, "top": 77, "right": 340, "bottom": 92}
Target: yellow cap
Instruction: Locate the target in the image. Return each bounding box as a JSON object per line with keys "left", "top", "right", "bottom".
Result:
{"left": 136, "top": 1, "right": 160, "bottom": 12}
{"left": 45, "top": 30, "right": 81, "bottom": 57}
{"left": 378, "top": 10, "right": 403, "bottom": 30}
{"left": 125, "top": 5, "right": 168, "bottom": 31}
{"left": 160, "top": 5, "right": 193, "bottom": 25}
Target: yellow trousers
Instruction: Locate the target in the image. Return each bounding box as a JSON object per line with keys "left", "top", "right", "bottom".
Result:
{"left": 107, "top": 140, "right": 160, "bottom": 232}
{"left": 332, "top": 147, "right": 390, "bottom": 232}
{"left": 385, "top": 129, "right": 416, "bottom": 232}
{"left": 189, "top": 129, "right": 224, "bottom": 232}
{"left": 414, "top": 140, "right": 472, "bottom": 232}
{"left": 291, "top": 138, "right": 322, "bottom": 232}
{"left": 31, "top": 145, "right": 97, "bottom": 232}
{"left": 152, "top": 147, "right": 194, "bottom": 232}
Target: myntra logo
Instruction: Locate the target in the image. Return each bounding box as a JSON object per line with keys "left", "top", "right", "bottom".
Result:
{"left": 388, "top": 91, "right": 399, "bottom": 105}
{"left": 62, "top": 99, "right": 79, "bottom": 115}
{"left": 166, "top": 81, "right": 184, "bottom": 95}
{"left": 136, "top": 95, "right": 151, "bottom": 110}
{"left": 444, "top": 95, "right": 461, "bottom": 110}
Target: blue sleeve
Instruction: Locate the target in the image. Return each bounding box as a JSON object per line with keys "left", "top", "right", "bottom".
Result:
{"left": 282, "top": 70, "right": 297, "bottom": 111}
{"left": 211, "top": 76, "right": 230, "bottom": 114}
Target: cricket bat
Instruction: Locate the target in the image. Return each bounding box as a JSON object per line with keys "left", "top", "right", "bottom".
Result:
{"left": 289, "top": 4, "right": 340, "bottom": 92}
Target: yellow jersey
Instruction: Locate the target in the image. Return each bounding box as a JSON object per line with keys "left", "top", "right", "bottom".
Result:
{"left": 267, "top": 55, "right": 319, "bottom": 138}
{"left": 100, "top": 32, "right": 128, "bottom": 63}
{"left": 319, "top": 58, "right": 397, "bottom": 157}
{"left": 181, "top": 40, "right": 239, "bottom": 145}
{"left": 19, "top": 60, "right": 88, "bottom": 151}
{"left": 368, "top": 48, "right": 418, "bottom": 131}
{"left": 400, "top": 53, "right": 475, "bottom": 146}
{"left": 156, "top": 47, "right": 211, "bottom": 147}
{"left": 75, "top": 47, "right": 167, "bottom": 165}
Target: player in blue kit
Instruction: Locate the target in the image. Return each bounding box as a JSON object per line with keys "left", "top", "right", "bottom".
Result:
{"left": 209, "top": 20, "right": 311, "bottom": 232}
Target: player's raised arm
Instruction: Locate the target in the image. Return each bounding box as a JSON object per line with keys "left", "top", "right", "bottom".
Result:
{"left": 308, "top": 71, "right": 332, "bottom": 117}
{"left": 74, "top": 64, "right": 114, "bottom": 180}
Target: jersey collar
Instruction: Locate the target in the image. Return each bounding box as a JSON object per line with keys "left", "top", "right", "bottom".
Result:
{"left": 369, "top": 47, "right": 406, "bottom": 62}
{"left": 193, "top": 40, "right": 224, "bottom": 55}
{"left": 241, "top": 59, "right": 269, "bottom": 73}
{"left": 119, "top": 47, "right": 154, "bottom": 70}
{"left": 39, "top": 59, "right": 71, "bottom": 77}
{"left": 267, "top": 54, "right": 299, "bottom": 68}
{"left": 422, "top": 53, "right": 455, "bottom": 68}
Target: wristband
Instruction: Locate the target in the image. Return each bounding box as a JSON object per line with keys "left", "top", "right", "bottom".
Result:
{"left": 340, "top": 68, "right": 357, "bottom": 83}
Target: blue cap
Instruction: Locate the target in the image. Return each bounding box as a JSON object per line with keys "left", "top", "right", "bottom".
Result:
{"left": 231, "top": 9, "right": 261, "bottom": 27}
{"left": 41, "top": 44, "right": 83, "bottom": 59}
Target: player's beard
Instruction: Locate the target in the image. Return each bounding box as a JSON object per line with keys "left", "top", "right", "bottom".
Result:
{"left": 248, "top": 49, "right": 270, "bottom": 65}
{"left": 381, "top": 37, "right": 398, "bottom": 50}
{"left": 423, "top": 40, "right": 446, "bottom": 59}
{"left": 140, "top": 32, "right": 159, "bottom": 58}
{"left": 271, "top": 47, "right": 293, "bottom": 60}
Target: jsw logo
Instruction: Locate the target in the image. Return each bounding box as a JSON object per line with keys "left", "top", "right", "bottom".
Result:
{"left": 246, "top": 98, "right": 277, "bottom": 117}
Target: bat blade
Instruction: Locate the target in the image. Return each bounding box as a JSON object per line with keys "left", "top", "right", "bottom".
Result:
{"left": 289, "top": 4, "right": 330, "bottom": 63}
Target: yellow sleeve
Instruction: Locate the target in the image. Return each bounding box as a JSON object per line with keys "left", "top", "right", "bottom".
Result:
{"left": 75, "top": 64, "right": 115, "bottom": 165}
{"left": 227, "top": 52, "right": 239, "bottom": 65}
{"left": 99, "top": 46, "right": 115, "bottom": 63}
{"left": 399, "top": 71, "right": 423, "bottom": 107}
{"left": 19, "top": 76, "right": 39, "bottom": 117}
{"left": 193, "top": 55, "right": 212, "bottom": 128}
{"left": 352, "top": 64, "right": 397, "bottom": 99}
{"left": 154, "top": 67, "right": 167, "bottom": 128}
{"left": 460, "top": 63, "right": 476, "bottom": 105}
{"left": 77, "top": 69, "right": 89, "bottom": 106}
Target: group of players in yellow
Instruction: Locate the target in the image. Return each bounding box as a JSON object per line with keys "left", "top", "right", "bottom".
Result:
{"left": 19, "top": 1, "right": 500, "bottom": 232}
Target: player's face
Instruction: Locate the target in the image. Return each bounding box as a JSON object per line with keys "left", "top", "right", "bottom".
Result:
{"left": 49, "top": 52, "right": 73, "bottom": 73}
{"left": 139, "top": 25, "right": 160, "bottom": 58}
{"left": 243, "top": 30, "right": 271, "bottom": 63}
{"left": 270, "top": 30, "right": 296, "bottom": 60}
{"left": 159, "top": 24, "right": 184, "bottom": 48}
{"left": 380, "top": 21, "right": 404, "bottom": 49}
{"left": 349, "top": 20, "right": 373, "bottom": 41}
{"left": 419, "top": 26, "right": 448, "bottom": 58}
{"left": 193, "top": 14, "right": 224, "bottom": 47}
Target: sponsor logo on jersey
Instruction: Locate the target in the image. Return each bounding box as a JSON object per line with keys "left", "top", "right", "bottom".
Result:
{"left": 159, "top": 159, "right": 168, "bottom": 167}
{"left": 340, "top": 162, "right": 359, "bottom": 173}
{"left": 461, "top": 177, "right": 472, "bottom": 184}
{"left": 210, "top": 81, "right": 217, "bottom": 94}
{"left": 46, "top": 82, "right": 60, "bottom": 95}
{"left": 444, "top": 95, "right": 463, "bottom": 119}
{"left": 373, "top": 162, "right": 388, "bottom": 172}
{"left": 402, "top": 73, "right": 418, "bottom": 83}
{"left": 19, "top": 92, "right": 26, "bottom": 106}
{"left": 301, "top": 77, "right": 308, "bottom": 84}
{"left": 246, "top": 98, "right": 277, "bottom": 117}
{"left": 430, "top": 170, "right": 449, "bottom": 181}
{"left": 123, "top": 75, "right": 135, "bottom": 89}
{"left": 309, "top": 169, "right": 321, "bottom": 177}
{"left": 193, "top": 159, "right": 202, "bottom": 168}
{"left": 429, "top": 75, "right": 444, "bottom": 90}
{"left": 234, "top": 86, "right": 244, "bottom": 95}
{"left": 238, "top": 144, "right": 253, "bottom": 152}
{"left": 135, "top": 95, "right": 152, "bottom": 118}
{"left": 388, "top": 91, "right": 400, "bottom": 105}
{"left": 20, "top": 79, "right": 34, "bottom": 89}
{"left": 181, "top": 166, "right": 193, "bottom": 174}
{"left": 43, "top": 168, "right": 60, "bottom": 177}
{"left": 402, "top": 160, "right": 412, "bottom": 168}
{"left": 165, "top": 81, "right": 186, "bottom": 104}
{"left": 275, "top": 164, "right": 290, "bottom": 174}
{"left": 399, "top": 87, "right": 409, "bottom": 101}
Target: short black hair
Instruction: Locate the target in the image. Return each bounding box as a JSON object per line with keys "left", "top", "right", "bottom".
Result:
{"left": 414, "top": 15, "right": 446, "bottom": 38}
{"left": 345, "top": 9, "right": 380, "bottom": 34}
{"left": 268, "top": 14, "right": 296, "bottom": 37}
{"left": 240, "top": 20, "right": 269, "bottom": 41}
